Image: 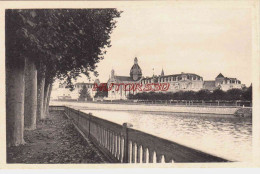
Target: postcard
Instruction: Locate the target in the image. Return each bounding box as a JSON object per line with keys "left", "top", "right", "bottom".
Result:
{"left": 0, "top": 0, "right": 259, "bottom": 170}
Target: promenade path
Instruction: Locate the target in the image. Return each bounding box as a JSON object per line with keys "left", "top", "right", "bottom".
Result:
{"left": 7, "top": 111, "right": 109, "bottom": 163}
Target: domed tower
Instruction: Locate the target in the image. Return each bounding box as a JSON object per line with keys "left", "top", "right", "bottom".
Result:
{"left": 130, "top": 57, "right": 142, "bottom": 81}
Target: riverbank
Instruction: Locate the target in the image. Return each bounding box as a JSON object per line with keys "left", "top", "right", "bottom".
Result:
{"left": 50, "top": 101, "right": 252, "bottom": 116}
{"left": 7, "top": 111, "right": 109, "bottom": 163}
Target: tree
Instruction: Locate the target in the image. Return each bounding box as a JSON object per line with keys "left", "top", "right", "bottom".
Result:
{"left": 94, "top": 88, "right": 108, "bottom": 98}
{"left": 195, "top": 90, "right": 211, "bottom": 101}
{"left": 6, "top": 9, "right": 121, "bottom": 146}
{"left": 210, "top": 89, "right": 226, "bottom": 101}
{"left": 242, "top": 84, "right": 252, "bottom": 101}
{"left": 79, "top": 85, "right": 91, "bottom": 101}
{"left": 24, "top": 58, "right": 37, "bottom": 130}
{"left": 6, "top": 10, "right": 29, "bottom": 146}
{"left": 226, "top": 89, "right": 243, "bottom": 101}
{"left": 182, "top": 91, "right": 196, "bottom": 100}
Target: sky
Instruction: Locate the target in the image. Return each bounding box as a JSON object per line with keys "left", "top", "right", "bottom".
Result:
{"left": 56, "top": 5, "right": 253, "bottom": 87}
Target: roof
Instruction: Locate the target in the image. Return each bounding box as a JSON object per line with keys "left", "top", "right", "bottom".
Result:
{"left": 140, "top": 73, "right": 202, "bottom": 81}
{"left": 75, "top": 82, "right": 94, "bottom": 85}
{"left": 164, "top": 73, "right": 201, "bottom": 78}
{"left": 224, "top": 77, "right": 237, "bottom": 81}
{"left": 130, "top": 64, "right": 142, "bottom": 71}
{"left": 161, "top": 69, "right": 164, "bottom": 76}
{"left": 216, "top": 73, "right": 224, "bottom": 78}
{"left": 203, "top": 81, "right": 216, "bottom": 91}
{"left": 114, "top": 76, "right": 135, "bottom": 82}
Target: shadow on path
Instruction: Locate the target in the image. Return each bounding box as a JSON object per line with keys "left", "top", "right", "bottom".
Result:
{"left": 7, "top": 111, "right": 109, "bottom": 163}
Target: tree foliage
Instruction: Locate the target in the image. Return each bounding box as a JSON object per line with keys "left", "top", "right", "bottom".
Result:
{"left": 128, "top": 87, "right": 252, "bottom": 101}
{"left": 6, "top": 9, "right": 122, "bottom": 88}
{"left": 94, "top": 89, "right": 108, "bottom": 98}
{"left": 79, "top": 85, "right": 91, "bottom": 101}
{"left": 242, "top": 84, "right": 252, "bottom": 101}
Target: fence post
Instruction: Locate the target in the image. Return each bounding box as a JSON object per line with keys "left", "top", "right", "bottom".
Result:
{"left": 88, "top": 113, "right": 92, "bottom": 138}
{"left": 78, "top": 109, "right": 80, "bottom": 126}
{"left": 122, "top": 122, "right": 133, "bottom": 163}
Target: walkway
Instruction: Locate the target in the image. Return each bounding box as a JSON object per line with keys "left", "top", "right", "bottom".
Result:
{"left": 7, "top": 111, "right": 109, "bottom": 163}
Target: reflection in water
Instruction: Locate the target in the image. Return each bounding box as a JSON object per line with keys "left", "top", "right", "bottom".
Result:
{"left": 80, "top": 109, "right": 252, "bottom": 162}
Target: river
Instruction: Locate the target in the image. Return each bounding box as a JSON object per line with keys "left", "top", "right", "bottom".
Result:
{"left": 51, "top": 101, "right": 252, "bottom": 162}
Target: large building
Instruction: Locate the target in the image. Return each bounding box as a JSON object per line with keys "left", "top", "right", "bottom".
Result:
{"left": 52, "top": 57, "right": 244, "bottom": 101}
{"left": 107, "top": 57, "right": 208, "bottom": 100}
{"left": 203, "top": 73, "right": 243, "bottom": 92}
{"left": 51, "top": 79, "right": 100, "bottom": 100}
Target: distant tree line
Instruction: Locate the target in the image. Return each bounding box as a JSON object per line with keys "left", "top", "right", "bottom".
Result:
{"left": 128, "top": 85, "right": 252, "bottom": 101}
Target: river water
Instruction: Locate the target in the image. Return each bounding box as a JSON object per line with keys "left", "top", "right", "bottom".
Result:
{"left": 51, "top": 101, "right": 252, "bottom": 162}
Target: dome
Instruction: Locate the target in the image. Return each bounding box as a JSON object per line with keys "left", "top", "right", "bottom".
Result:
{"left": 130, "top": 57, "right": 142, "bottom": 81}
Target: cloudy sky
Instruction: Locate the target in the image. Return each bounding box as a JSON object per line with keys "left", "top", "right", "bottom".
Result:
{"left": 67, "top": 4, "right": 253, "bottom": 86}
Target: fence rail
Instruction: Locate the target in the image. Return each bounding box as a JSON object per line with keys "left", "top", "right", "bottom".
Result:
{"left": 50, "top": 105, "right": 229, "bottom": 163}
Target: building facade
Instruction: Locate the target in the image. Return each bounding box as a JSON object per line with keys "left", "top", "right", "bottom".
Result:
{"left": 52, "top": 58, "right": 244, "bottom": 101}
{"left": 203, "top": 73, "right": 243, "bottom": 92}
{"left": 51, "top": 79, "right": 99, "bottom": 100}
{"left": 107, "top": 57, "right": 208, "bottom": 100}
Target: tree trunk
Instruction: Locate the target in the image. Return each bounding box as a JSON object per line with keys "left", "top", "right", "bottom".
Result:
{"left": 24, "top": 58, "right": 37, "bottom": 130}
{"left": 37, "top": 65, "right": 46, "bottom": 121}
{"left": 43, "top": 82, "right": 50, "bottom": 117}
{"left": 45, "top": 84, "right": 53, "bottom": 117}
{"left": 6, "top": 58, "right": 25, "bottom": 147}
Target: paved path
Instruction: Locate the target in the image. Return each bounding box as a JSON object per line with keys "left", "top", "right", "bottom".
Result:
{"left": 7, "top": 111, "right": 109, "bottom": 163}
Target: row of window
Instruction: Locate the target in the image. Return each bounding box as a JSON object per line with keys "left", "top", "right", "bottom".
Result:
{"left": 221, "top": 80, "right": 241, "bottom": 85}
{"left": 141, "top": 76, "right": 202, "bottom": 84}
{"left": 75, "top": 84, "right": 94, "bottom": 88}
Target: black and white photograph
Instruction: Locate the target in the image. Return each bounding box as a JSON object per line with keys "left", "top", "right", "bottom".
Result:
{"left": 1, "top": 0, "right": 260, "bottom": 169}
